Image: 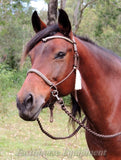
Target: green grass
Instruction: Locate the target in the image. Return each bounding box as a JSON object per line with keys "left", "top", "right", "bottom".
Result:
{"left": 0, "top": 90, "right": 94, "bottom": 160}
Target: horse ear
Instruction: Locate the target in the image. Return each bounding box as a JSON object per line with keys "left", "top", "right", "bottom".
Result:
{"left": 58, "top": 9, "right": 72, "bottom": 37}
{"left": 31, "top": 11, "right": 47, "bottom": 33}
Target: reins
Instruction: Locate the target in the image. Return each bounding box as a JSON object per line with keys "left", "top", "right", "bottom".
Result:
{"left": 37, "top": 91, "right": 121, "bottom": 139}
{"left": 27, "top": 35, "right": 121, "bottom": 139}
{"left": 37, "top": 116, "right": 86, "bottom": 140}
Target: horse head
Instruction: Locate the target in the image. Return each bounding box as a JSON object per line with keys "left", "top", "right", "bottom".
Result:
{"left": 16, "top": 9, "right": 76, "bottom": 121}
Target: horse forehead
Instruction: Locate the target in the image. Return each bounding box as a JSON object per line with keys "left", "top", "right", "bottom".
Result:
{"left": 34, "top": 39, "right": 72, "bottom": 56}
{"left": 43, "top": 38, "right": 71, "bottom": 48}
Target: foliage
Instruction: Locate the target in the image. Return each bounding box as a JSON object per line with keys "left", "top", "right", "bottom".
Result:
{"left": 69, "top": 0, "right": 121, "bottom": 55}
{"left": 94, "top": 0, "right": 121, "bottom": 54}
{"left": 0, "top": 63, "right": 29, "bottom": 98}
{"left": 63, "top": 94, "right": 71, "bottom": 106}
{"left": 0, "top": 64, "right": 16, "bottom": 91}
{"left": 0, "top": 0, "right": 33, "bottom": 69}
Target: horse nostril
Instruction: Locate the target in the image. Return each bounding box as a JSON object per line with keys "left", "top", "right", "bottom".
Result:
{"left": 25, "top": 94, "right": 33, "bottom": 109}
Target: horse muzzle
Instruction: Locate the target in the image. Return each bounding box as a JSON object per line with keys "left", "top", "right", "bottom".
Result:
{"left": 16, "top": 93, "right": 45, "bottom": 121}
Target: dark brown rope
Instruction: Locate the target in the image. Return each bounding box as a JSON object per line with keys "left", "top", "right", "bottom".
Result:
{"left": 37, "top": 117, "right": 86, "bottom": 140}
{"left": 37, "top": 97, "right": 121, "bottom": 139}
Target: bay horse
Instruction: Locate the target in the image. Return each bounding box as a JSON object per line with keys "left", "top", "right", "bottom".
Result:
{"left": 16, "top": 9, "right": 121, "bottom": 159}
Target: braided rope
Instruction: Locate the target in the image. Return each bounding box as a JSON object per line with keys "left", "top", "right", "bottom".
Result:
{"left": 37, "top": 117, "right": 86, "bottom": 140}
{"left": 60, "top": 101, "right": 121, "bottom": 138}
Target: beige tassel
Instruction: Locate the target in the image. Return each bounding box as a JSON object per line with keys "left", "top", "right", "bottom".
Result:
{"left": 75, "top": 69, "right": 82, "bottom": 90}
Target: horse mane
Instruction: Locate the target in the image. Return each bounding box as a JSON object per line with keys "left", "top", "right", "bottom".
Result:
{"left": 75, "top": 35, "right": 96, "bottom": 46}
{"left": 70, "top": 94, "right": 81, "bottom": 127}
{"left": 76, "top": 35, "right": 118, "bottom": 58}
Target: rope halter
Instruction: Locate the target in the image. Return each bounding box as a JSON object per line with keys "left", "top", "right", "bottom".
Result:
{"left": 27, "top": 35, "right": 82, "bottom": 91}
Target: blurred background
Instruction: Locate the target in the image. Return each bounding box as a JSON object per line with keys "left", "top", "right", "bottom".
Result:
{"left": 0, "top": 0, "right": 121, "bottom": 159}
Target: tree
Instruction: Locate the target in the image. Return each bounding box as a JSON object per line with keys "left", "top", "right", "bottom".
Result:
{"left": 60, "top": 0, "right": 66, "bottom": 9}
{"left": 46, "top": 0, "right": 67, "bottom": 25}
{"left": 47, "top": 0, "right": 58, "bottom": 25}
{"left": 73, "top": 0, "right": 97, "bottom": 33}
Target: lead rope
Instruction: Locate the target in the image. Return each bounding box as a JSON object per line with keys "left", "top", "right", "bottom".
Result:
{"left": 58, "top": 99, "right": 121, "bottom": 138}
{"left": 37, "top": 88, "right": 86, "bottom": 140}
{"left": 37, "top": 116, "right": 86, "bottom": 140}
{"left": 37, "top": 94, "right": 121, "bottom": 139}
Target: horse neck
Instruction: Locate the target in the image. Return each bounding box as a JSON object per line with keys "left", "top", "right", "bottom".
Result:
{"left": 75, "top": 37, "right": 121, "bottom": 128}
{"left": 76, "top": 38, "right": 108, "bottom": 90}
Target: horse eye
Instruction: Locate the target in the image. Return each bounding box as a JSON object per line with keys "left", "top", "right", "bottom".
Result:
{"left": 55, "top": 52, "right": 66, "bottom": 59}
